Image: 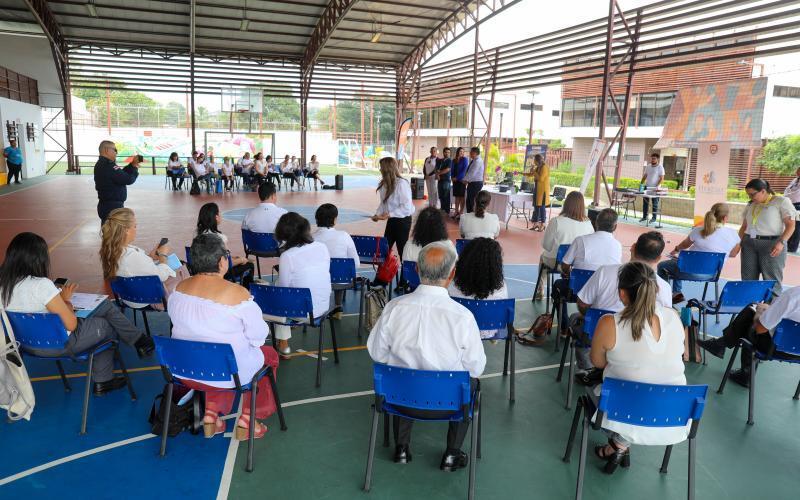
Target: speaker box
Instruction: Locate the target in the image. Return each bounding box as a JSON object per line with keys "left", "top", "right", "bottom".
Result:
{"left": 335, "top": 174, "right": 343, "bottom": 190}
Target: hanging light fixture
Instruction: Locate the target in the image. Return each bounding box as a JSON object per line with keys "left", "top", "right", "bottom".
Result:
{"left": 85, "top": 1, "right": 99, "bottom": 17}
{"left": 240, "top": 0, "right": 249, "bottom": 31}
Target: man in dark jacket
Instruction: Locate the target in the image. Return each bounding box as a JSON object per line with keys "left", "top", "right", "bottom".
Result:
{"left": 94, "top": 140, "right": 138, "bottom": 223}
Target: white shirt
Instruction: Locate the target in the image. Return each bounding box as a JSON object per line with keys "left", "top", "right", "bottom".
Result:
{"left": 277, "top": 242, "right": 331, "bottom": 318}
{"left": 563, "top": 231, "right": 622, "bottom": 271}
{"left": 687, "top": 226, "right": 740, "bottom": 256}
{"left": 1, "top": 276, "right": 60, "bottom": 314}
{"left": 238, "top": 158, "right": 254, "bottom": 173}
{"left": 313, "top": 227, "right": 359, "bottom": 270}
{"left": 207, "top": 161, "right": 220, "bottom": 174}
{"left": 460, "top": 212, "right": 500, "bottom": 239}
{"left": 784, "top": 177, "right": 800, "bottom": 204}
{"left": 280, "top": 161, "right": 294, "bottom": 173}
{"left": 377, "top": 177, "right": 415, "bottom": 218}
{"left": 367, "top": 284, "right": 486, "bottom": 378}
{"left": 116, "top": 245, "right": 176, "bottom": 308}
{"left": 191, "top": 159, "right": 207, "bottom": 176}
{"left": 202, "top": 229, "right": 228, "bottom": 246}
{"left": 254, "top": 159, "right": 266, "bottom": 175}
{"left": 464, "top": 156, "right": 485, "bottom": 183}
{"left": 423, "top": 156, "right": 438, "bottom": 177}
{"left": 241, "top": 202, "right": 288, "bottom": 234}
{"left": 449, "top": 282, "right": 509, "bottom": 339}
{"left": 308, "top": 161, "right": 320, "bottom": 172}
{"left": 402, "top": 239, "right": 456, "bottom": 263}
{"left": 221, "top": 162, "right": 234, "bottom": 176}
{"left": 743, "top": 195, "right": 798, "bottom": 236}
{"left": 167, "top": 159, "right": 183, "bottom": 170}
{"left": 643, "top": 164, "right": 665, "bottom": 187}
{"left": 541, "top": 216, "right": 595, "bottom": 260}
{"left": 759, "top": 286, "right": 800, "bottom": 333}
{"left": 578, "top": 263, "right": 672, "bottom": 312}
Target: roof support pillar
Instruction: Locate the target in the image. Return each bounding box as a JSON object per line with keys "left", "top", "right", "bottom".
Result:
{"left": 468, "top": 19, "right": 480, "bottom": 146}
{"left": 612, "top": 9, "right": 642, "bottom": 194}
{"left": 190, "top": 52, "right": 196, "bottom": 154}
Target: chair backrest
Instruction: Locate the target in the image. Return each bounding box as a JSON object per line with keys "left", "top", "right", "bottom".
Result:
{"left": 451, "top": 297, "right": 515, "bottom": 336}
{"left": 250, "top": 283, "right": 313, "bottom": 319}
{"left": 569, "top": 268, "right": 595, "bottom": 295}
{"left": 401, "top": 260, "right": 420, "bottom": 291}
{"left": 598, "top": 378, "right": 708, "bottom": 433}
{"left": 552, "top": 186, "right": 567, "bottom": 201}
{"left": 677, "top": 251, "right": 726, "bottom": 280}
{"left": 455, "top": 238, "right": 469, "bottom": 255}
{"left": 772, "top": 319, "right": 800, "bottom": 357}
{"left": 351, "top": 235, "right": 389, "bottom": 264}
{"left": 241, "top": 229, "right": 279, "bottom": 255}
{"left": 153, "top": 337, "right": 240, "bottom": 384}
{"left": 718, "top": 280, "right": 775, "bottom": 308}
{"left": 4, "top": 312, "right": 69, "bottom": 351}
{"left": 555, "top": 244, "right": 570, "bottom": 265}
{"left": 583, "top": 308, "right": 615, "bottom": 341}
{"left": 110, "top": 275, "right": 165, "bottom": 304}
{"left": 373, "top": 363, "right": 471, "bottom": 414}
{"left": 329, "top": 257, "right": 356, "bottom": 285}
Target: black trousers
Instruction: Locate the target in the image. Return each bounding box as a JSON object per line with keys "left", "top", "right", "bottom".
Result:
{"left": 98, "top": 201, "right": 124, "bottom": 223}
{"left": 6, "top": 161, "right": 21, "bottom": 183}
{"left": 384, "top": 216, "right": 412, "bottom": 261}
{"left": 788, "top": 203, "right": 800, "bottom": 253}
{"left": 394, "top": 379, "right": 477, "bottom": 452}
{"left": 720, "top": 304, "right": 800, "bottom": 370}
{"left": 466, "top": 181, "right": 484, "bottom": 213}
{"left": 438, "top": 180, "right": 452, "bottom": 214}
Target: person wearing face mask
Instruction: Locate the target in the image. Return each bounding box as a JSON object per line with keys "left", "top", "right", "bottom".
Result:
{"left": 94, "top": 140, "right": 139, "bottom": 223}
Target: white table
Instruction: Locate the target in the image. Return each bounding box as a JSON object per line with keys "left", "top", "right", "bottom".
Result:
{"left": 485, "top": 188, "right": 535, "bottom": 229}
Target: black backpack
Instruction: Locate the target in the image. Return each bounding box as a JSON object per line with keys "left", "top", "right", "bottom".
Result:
{"left": 189, "top": 180, "right": 201, "bottom": 195}
{"left": 148, "top": 384, "right": 204, "bottom": 437}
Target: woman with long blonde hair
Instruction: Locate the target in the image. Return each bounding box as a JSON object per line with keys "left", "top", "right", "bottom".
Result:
{"left": 371, "top": 157, "right": 415, "bottom": 288}
{"left": 657, "top": 202, "right": 741, "bottom": 302}
{"left": 100, "top": 208, "right": 188, "bottom": 309}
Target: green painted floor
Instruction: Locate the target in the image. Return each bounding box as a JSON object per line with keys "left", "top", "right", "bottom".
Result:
{"left": 225, "top": 303, "right": 800, "bottom": 500}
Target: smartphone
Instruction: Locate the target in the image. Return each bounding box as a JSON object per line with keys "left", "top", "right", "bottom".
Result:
{"left": 54, "top": 278, "right": 68, "bottom": 288}
{"left": 157, "top": 237, "right": 169, "bottom": 248}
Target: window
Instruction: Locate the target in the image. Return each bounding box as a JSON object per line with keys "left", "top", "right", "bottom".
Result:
{"left": 482, "top": 100, "right": 508, "bottom": 109}
{"left": 637, "top": 92, "right": 674, "bottom": 126}
{"left": 520, "top": 104, "right": 544, "bottom": 111}
{"left": 560, "top": 97, "right": 597, "bottom": 127}
{"left": 774, "top": 85, "right": 800, "bottom": 99}
{"left": 624, "top": 154, "right": 640, "bottom": 162}
{"left": 552, "top": 109, "right": 560, "bottom": 117}
{"left": 561, "top": 98, "right": 574, "bottom": 127}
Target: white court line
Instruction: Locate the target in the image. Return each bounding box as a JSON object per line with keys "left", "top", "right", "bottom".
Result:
{"left": 216, "top": 399, "right": 243, "bottom": 500}
{"left": 0, "top": 176, "right": 59, "bottom": 198}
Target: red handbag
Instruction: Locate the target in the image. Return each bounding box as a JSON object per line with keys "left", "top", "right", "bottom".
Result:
{"left": 374, "top": 237, "right": 399, "bottom": 284}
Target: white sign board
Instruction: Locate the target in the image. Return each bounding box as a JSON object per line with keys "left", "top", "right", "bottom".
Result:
{"left": 580, "top": 138, "right": 606, "bottom": 194}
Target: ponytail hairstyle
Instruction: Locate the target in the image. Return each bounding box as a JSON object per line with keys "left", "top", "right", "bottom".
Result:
{"left": 474, "top": 190, "right": 491, "bottom": 218}
{"left": 701, "top": 202, "right": 729, "bottom": 238}
{"left": 100, "top": 208, "right": 136, "bottom": 280}
{"left": 617, "top": 261, "right": 658, "bottom": 341}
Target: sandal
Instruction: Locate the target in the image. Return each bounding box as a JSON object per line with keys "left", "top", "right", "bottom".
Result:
{"left": 594, "top": 439, "right": 630, "bottom": 474}
{"left": 203, "top": 410, "right": 225, "bottom": 438}
{"left": 235, "top": 414, "right": 268, "bottom": 441}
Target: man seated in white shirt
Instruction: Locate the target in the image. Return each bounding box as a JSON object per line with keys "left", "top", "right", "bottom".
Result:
{"left": 313, "top": 203, "right": 359, "bottom": 318}
{"left": 241, "top": 182, "right": 288, "bottom": 234}
{"left": 367, "top": 241, "right": 486, "bottom": 472}
{"left": 570, "top": 231, "right": 674, "bottom": 385}
{"left": 698, "top": 285, "right": 800, "bottom": 388}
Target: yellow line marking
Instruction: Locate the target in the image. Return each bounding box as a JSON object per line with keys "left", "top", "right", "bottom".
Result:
{"left": 285, "top": 344, "right": 367, "bottom": 358}
{"left": 48, "top": 218, "right": 88, "bottom": 252}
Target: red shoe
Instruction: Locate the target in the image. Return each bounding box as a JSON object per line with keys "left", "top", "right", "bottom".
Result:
{"left": 235, "top": 414, "right": 267, "bottom": 440}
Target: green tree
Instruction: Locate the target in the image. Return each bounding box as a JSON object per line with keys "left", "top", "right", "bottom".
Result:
{"left": 761, "top": 135, "right": 800, "bottom": 175}
{"left": 549, "top": 138, "right": 566, "bottom": 149}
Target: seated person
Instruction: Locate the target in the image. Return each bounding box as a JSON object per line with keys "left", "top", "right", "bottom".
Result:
{"left": 367, "top": 242, "right": 486, "bottom": 471}
{"left": 572, "top": 231, "right": 674, "bottom": 385}
{"left": 590, "top": 261, "right": 687, "bottom": 473}
{"left": 304, "top": 155, "right": 326, "bottom": 190}
{"left": 0, "top": 232, "right": 153, "bottom": 396}
{"left": 169, "top": 233, "right": 280, "bottom": 440}
{"left": 242, "top": 182, "right": 287, "bottom": 234}
{"left": 237, "top": 152, "right": 254, "bottom": 187}
{"left": 280, "top": 155, "right": 298, "bottom": 190}
{"left": 166, "top": 151, "right": 185, "bottom": 191}
{"left": 196, "top": 202, "right": 255, "bottom": 289}
{"left": 536, "top": 191, "right": 594, "bottom": 299}
{"left": 657, "top": 203, "right": 741, "bottom": 303}
{"left": 270, "top": 212, "right": 332, "bottom": 356}
{"left": 290, "top": 155, "right": 303, "bottom": 185}
{"left": 448, "top": 238, "right": 508, "bottom": 339}
{"left": 698, "top": 285, "right": 800, "bottom": 387}
{"left": 253, "top": 152, "right": 267, "bottom": 185}
{"left": 100, "top": 208, "right": 190, "bottom": 310}
{"left": 266, "top": 155, "right": 281, "bottom": 186}
{"left": 220, "top": 156, "right": 235, "bottom": 191}
{"left": 190, "top": 152, "right": 213, "bottom": 193}
{"left": 313, "top": 203, "right": 359, "bottom": 317}
{"left": 459, "top": 190, "right": 500, "bottom": 239}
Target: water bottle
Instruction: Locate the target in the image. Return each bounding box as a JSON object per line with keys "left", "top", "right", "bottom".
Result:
{"left": 680, "top": 306, "right": 692, "bottom": 328}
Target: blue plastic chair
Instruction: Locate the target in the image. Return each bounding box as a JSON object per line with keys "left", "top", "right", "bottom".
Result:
{"left": 563, "top": 378, "right": 708, "bottom": 500}
{"left": 241, "top": 229, "right": 279, "bottom": 279}
{"left": 363, "top": 364, "right": 481, "bottom": 500}
{"left": 250, "top": 284, "right": 338, "bottom": 387}
{"left": 557, "top": 308, "right": 614, "bottom": 409}
{"left": 455, "top": 238, "right": 469, "bottom": 255}
{"left": 717, "top": 318, "right": 800, "bottom": 425}
{"left": 329, "top": 257, "right": 367, "bottom": 336}
{"left": 109, "top": 275, "right": 167, "bottom": 337}
{"left": 3, "top": 311, "right": 136, "bottom": 435}
{"left": 152, "top": 337, "right": 286, "bottom": 472}
{"left": 675, "top": 251, "right": 726, "bottom": 303}
{"left": 452, "top": 297, "right": 517, "bottom": 402}
{"left": 551, "top": 268, "right": 596, "bottom": 347}
{"left": 401, "top": 260, "right": 420, "bottom": 292}
{"left": 352, "top": 235, "right": 390, "bottom": 266}
{"left": 532, "top": 243, "right": 571, "bottom": 309}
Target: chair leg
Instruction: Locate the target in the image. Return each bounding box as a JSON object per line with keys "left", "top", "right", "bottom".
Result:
{"left": 747, "top": 356, "right": 757, "bottom": 425}
{"left": 502, "top": 334, "right": 510, "bottom": 376}
{"left": 329, "top": 317, "right": 339, "bottom": 363}
{"left": 793, "top": 379, "right": 800, "bottom": 400}
{"left": 316, "top": 322, "right": 324, "bottom": 388}
{"left": 114, "top": 348, "right": 137, "bottom": 401}
{"left": 255, "top": 256, "right": 262, "bottom": 280}
{"left": 717, "top": 343, "right": 740, "bottom": 394}
{"left": 551, "top": 299, "right": 561, "bottom": 353}
{"left": 509, "top": 333, "right": 516, "bottom": 403}
{"left": 688, "top": 438, "right": 696, "bottom": 500}
{"left": 269, "top": 323, "right": 277, "bottom": 350}
{"left": 55, "top": 360, "right": 71, "bottom": 392}
{"left": 357, "top": 284, "right": 365, "bottom": 339}
{"left": 363, "top": 405, "right": 380, "bottom": 492}
{"left": 701, "top": 312, "right": 708, "bottom": 366}
{"left": 562, "top": 398, "right": 583, "bottom": 463}
{"left": 159, "top": 382, "right": 173, "bottom": 457}
{"left": 575, "top": 412, "right": 589, "bottom": 500}
{"left": 565, "top": 341, "right": 575, "bottom": 410}
{"left": 532, "top": 265, "right": 544, "bottom": 303}
{"left": 246, "top": 383, "right": 257, "bottom": 472}
{"left": 556, "top": 331, "right": 570, "bottom": 382}
{"left": 266, "top": 368, "right": 287, "bottom": 431}
{"left": 80, "top": 353, "right": 94, "bottom": 435}
{"left": 477, "top": 395, "right": 483, "bottom": 458}
{"left": 660, "top": 445, "right": 673, "bottom": 473}
{"left": 701, "top": 282, "right": 709, "bottom": 301}
{"left": 382, "top": 412, "right": 390, "bottom": 447}
{"left": 141, "top": 310, "right": 152, "bottom": 338}
{"left": 467, "top": 391, "right": 480, "bottom": 500}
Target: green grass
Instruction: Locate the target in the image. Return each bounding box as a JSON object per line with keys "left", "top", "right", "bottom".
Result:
{"left": 46, "top": 162, "right": 380, "bottom": 177}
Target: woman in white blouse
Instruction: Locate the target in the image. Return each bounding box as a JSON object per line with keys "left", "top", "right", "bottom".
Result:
{"left": 304, "top": 154, "right": 326, "bottom": 190}
{"left": 449, "top": 238, "right": 508, "bottom": 339}
{"left": 221, "top": 156, "right": 235, "bottom": 191}
{"left": 313, "top": 203, "right": 359, "bottom": 316}
{"left": 167, "top": 151, "right": 185, "bottom": 191}
{"left": 169, "top": 233, "right": 280, "bottom": 440}
{"left": 590, "top": 262, "right": 687, "bottom": 474}
{"left": 271, "top": 212, "right": 332, "bottom": 356}
{"left": 266, "top": 155, "right": 281, "bottom": 186}
{"left": 280, "top": 155, "right": 298, "bottom": 191}
{"left": 196, "top": 202, "right": 255, "bottom": 288}
{"left": 459, "top": 190, "right": 500, "bottom": 239}
{"left": 536, "top": 191, "right": 594, "bottom": 299}
{"left": 100, "top": 208, "right": 189, "bottom": 309}
{"left": 372, "top": 157, "right": 416, "bottom": 282}
{"left": 253, "top": 152, "right": 267, "bottom": 185}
